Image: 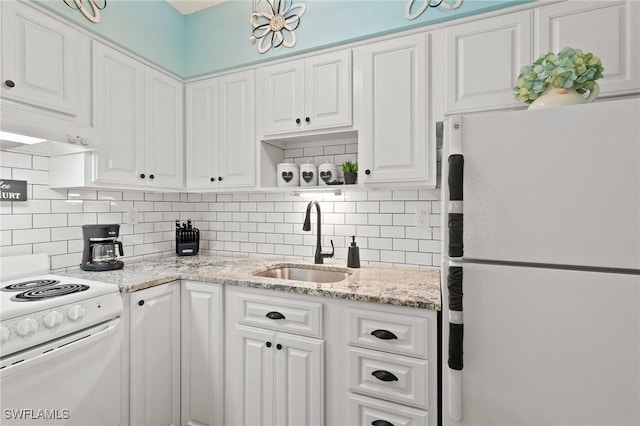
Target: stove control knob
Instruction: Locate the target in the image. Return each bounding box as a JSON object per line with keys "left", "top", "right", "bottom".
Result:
{"left": 44, "top": 311, "right": 64, "bottom": 328}
{"left": 0, "top": 326, "right": 9, "bottom": 343}
{"left": 67, "top": 305, "right": 86, "bottom": 322}
{"left": 16, "top": 318, "right": 38, "bottom": 337}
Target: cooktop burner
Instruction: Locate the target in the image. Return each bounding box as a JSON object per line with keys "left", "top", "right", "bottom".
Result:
{"left": 11, "top": 284, "right": 90, "bottom": 302}
{"left": 1, "top": 279, "right": 61, "bottom": 292}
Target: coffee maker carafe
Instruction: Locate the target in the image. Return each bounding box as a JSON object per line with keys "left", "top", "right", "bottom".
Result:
{"left": 81, "top": 224, "right": 124, "bottom": 271}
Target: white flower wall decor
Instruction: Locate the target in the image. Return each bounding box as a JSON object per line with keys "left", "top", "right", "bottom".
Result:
{"left": 62, "top": 0, "right": 106, "bottom": 23}
{"left": 250, "top": 0, "right": 306, "bottom": 54}
{"left": 405, "top": 0, "right": 462, "bottom": 21}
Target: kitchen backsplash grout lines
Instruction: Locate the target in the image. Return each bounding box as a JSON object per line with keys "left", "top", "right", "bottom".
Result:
{"left": 1, "top": 151, "right": 441, "bottom": 272}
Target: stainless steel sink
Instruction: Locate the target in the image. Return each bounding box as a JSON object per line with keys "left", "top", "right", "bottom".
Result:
{"left": 252, "top": 265, "right": 350, "bottom": 283}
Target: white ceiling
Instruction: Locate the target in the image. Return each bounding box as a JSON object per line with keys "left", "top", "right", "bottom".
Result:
{"left": 165, "top": 0, "right": 228, "bottom": 15}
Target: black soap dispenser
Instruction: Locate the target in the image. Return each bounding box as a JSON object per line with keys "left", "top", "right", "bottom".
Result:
{"left": 347, "top": 236, "right": 360, "bottom": 268}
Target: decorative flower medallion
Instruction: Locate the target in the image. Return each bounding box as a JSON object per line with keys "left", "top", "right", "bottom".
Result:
{"left": 251, "top": 0, "right": 306, "bottom": 54}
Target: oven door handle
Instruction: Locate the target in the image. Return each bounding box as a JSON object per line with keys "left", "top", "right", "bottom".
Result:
{"left": 0, "top": 318, "right": 121, "bottom": 377}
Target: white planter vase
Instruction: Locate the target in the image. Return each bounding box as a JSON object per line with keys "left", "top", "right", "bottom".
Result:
{"left": 528, "top": 82, "right": 600, "bottom": 110}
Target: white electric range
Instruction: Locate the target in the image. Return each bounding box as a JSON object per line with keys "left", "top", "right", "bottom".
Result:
{"left": 0, "top": 254, "right": 123, "bottom": 425}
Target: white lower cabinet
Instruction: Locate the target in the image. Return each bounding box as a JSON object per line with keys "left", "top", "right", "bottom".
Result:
{"left": 225, "top": 287, "right": 324, "bottom": 426}
{"left": 350, "top": 393, "right": 429, "bottom": 426}
{"left": 181, "top": 281, "right": 224, "bottom": 426}
{"left": 129, "top": 282, "right": 181, "bottom": 426}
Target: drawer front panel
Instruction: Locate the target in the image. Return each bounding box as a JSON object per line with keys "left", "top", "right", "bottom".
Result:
{"left": 349, "top": 347, "right": 428, "bottom": 409}
{"left": 235, "top": 292, "right": 323, "bottom": 338}
{"left": 350, "top": 393, "right": 429, "bottom": 426}
{"left": 348, "top": 307, "right": 429, "bottom": 358}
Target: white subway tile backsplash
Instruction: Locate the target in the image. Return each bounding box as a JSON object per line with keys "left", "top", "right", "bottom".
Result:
{"left": 1, "top": 152, "right": 31, "bottom": 168}
{"left": 13, "top": 199, "right": 51, "bottom": 214}
{"left": 13, "top": 228, "right": 50, "bottom": 244}
{"left": 0, "top": 214, "right": 32, "bottom": 230}
{"left": 32, "top": 214, "right": 67, "bottom": 229}
{"left": 1, "top": 153, "right": 441, "bottom": 270}
{"left": 51, "top": 200, "right": 83, "bottom": 213}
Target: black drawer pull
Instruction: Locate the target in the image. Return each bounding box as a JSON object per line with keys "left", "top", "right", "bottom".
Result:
{"left": 266, "top": 341, "right": 272, "bottom": 348}
{"left": 371, "top": 370, "right": 398, "bottom": 382}
{"left": 371, "top": 329, "right": 398, "bottom": 340}
{"left": 138, "top": 300, "right": 144, "bottom": 306}
{"left": 372, "top": 421, "right": 394, "bottom": 426}
{"left": 266, "top": 311, "right": 285, "bottom": 320}
{"left": 5, "top": 80, "right": 15, "bottom": 88}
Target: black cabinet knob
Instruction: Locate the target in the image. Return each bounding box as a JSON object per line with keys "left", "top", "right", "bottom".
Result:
{"left": 218, "top": 176, "right": 223, "bottom": 181}
{"left": 295, "top": 118, "right": 301, "bottom": 124}
{"left": 371, "top": 370, "right": 399, "bottom": 382}
{"left": 139, "top": 173, "right": 145, "bottom": 179}
{"left": 276, "top": 343, "right": 282, "bottom": 350}
{"left": 266, "top": 311, "right": 286, "bottom": 320}
{"left": 372, "top": 420, "right": 394, "bottom": 426}
{"left": 4, "top": 80, "right": 15, "bottom": 88}
{"left": 266, "top": 341, "right": 272, "bottom": 348}
{"left": 149, "top": 174, "right": 155, "bottom": 180}
{"left": 365, "top": 169, "right": 371, "bottom": 175}
{"left": 138, "top": 300, "right": 144, "bottom": 306}
{"left": 210, "top": 177, "right": 215, "bottom": 182}
{"left": 371, "top": 329, "right": 398, "bottom": 340}
{"left": 305, "top": 117, "right": 310, "bottom": 123}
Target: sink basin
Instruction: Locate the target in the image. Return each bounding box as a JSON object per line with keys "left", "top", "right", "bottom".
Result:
{"left": 252, "top": 265, "right": 350, "bottom": 283}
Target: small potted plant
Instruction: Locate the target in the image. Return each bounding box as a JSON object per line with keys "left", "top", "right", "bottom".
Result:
{"left": 513, "top": 47, "right": 604, "bottom": 110}
{"left": 342, "top": 160, "right": 358, "bottom": 184}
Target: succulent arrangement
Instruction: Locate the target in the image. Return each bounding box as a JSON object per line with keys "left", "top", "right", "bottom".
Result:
{"left": 513, "top": 47, "right": 604, "bottom": 104}
{"left": 341, "top": 160, "right": 358, "bottom": 173}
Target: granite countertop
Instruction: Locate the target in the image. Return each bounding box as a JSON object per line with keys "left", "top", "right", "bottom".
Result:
{"left": 61, "top": 254, "right": 441, "bottom": 311}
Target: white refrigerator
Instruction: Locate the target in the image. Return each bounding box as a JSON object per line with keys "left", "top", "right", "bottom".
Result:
{"left": 441, "top": 98, "right": 640, "bottom": 426}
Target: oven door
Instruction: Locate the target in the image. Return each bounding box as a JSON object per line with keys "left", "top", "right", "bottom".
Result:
{"left": 0, "top": 318, "right": 122, "bottom": 425}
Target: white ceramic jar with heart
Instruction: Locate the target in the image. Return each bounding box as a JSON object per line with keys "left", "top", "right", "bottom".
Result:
{"left": 276, "top": 163, "right": 299, "bottom": 187}
{"left": 299, "top": 164, "right": 318, "bottom": 186}
{"left": 318, "top": 163, "right": 338, "bottom": 186}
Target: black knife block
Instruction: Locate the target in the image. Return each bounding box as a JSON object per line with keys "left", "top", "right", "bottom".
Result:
{"left": 176, "top": 227, "right": 200, "bottom": 256}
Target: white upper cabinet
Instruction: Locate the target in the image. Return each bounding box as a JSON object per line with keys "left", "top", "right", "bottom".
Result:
{"left": 535, "top": 0, "right": 640, "bottom": 97}
{"left": 1, "top": 0, "right": 79, "bottom": 115}
{"left": 186, "top": 70, "right": 255, "bottom": 190}
{"left": 93, "top": 41, "right": 183, "bottom": 189}
{"left": 259, "top": 49, "right": 352, "bottom": 136}
{"left": 442, "top": 11, "right": 533, "bottom": 113}
{"left": 93, "top": 41, "right": 145, "bottom": 185}
{"left": 354, "top": 33, "right": 435, "bottom": 187}
{"left": 144, "top": 67, "right": 184, "bottom": 189}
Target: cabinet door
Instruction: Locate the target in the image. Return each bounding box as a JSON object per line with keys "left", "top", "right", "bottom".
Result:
{"left": 185, "top": 78, "right": 217, "bottom": 189}
{"left": 355, "top": 33, "right": 432, "bottom": 185}
{"left": 304, "top": 50, "right": 352, "bottom": 131}
{"left": 275, "top": 333, "right": 324, "bottom": 426}
{"left": 218, "top": 70, "right": 256, "bottom": 188}
{"left": 1, "top": 1, "right": 78, "bottom": 115}
{"left": 535, "top": 0, "right": 639, "bottom": 97}
{"left": 130, "top": 282, "right": 181, "bottom": 426}
{"left": 144, "top": 67, "right": 184, "bottom": 189}
{"left": 181, "top": 281, "right": 223, "bottom": 426}
{"left": 445, "top": 11, "right": 532, "bottom": 113}
{"left": 260, "top": 60, "right": 304, "bottom": 135}
{"left": 93, "top": 41, "right": 145, "bottom": 185}
{"left": 228, "top": 324, "right": 276, "bottom": 426}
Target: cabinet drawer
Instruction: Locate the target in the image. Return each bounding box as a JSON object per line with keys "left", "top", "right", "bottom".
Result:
{"left": 349, "top": 307, "right": 429, "bottom": 358}
{"left": 349, "top": 347, "right": 428, "bottom": 409}
{"left": 350, "top": 392, "right": 429, "bottom": 426}
{"left": 234, "top": 292, "right": 323, "bottom": 338}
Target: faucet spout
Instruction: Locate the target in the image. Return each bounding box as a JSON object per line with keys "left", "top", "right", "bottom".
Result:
{"left": 303, "top": 200, "right": 334, "bottom": 264}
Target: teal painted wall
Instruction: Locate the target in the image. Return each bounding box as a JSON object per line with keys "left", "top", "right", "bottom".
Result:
{"left": 32, "top": 0, "right": 530, "bottom": 78}
{"left": 34, "top": 0, "right": 185, "bottom": 76}
{"left": 183, "top": 0, "right": 530, "bottom": 78}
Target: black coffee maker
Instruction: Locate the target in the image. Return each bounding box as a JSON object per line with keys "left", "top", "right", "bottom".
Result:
{"left": 81, "top": 224, "right": 124, "bottom": 271}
